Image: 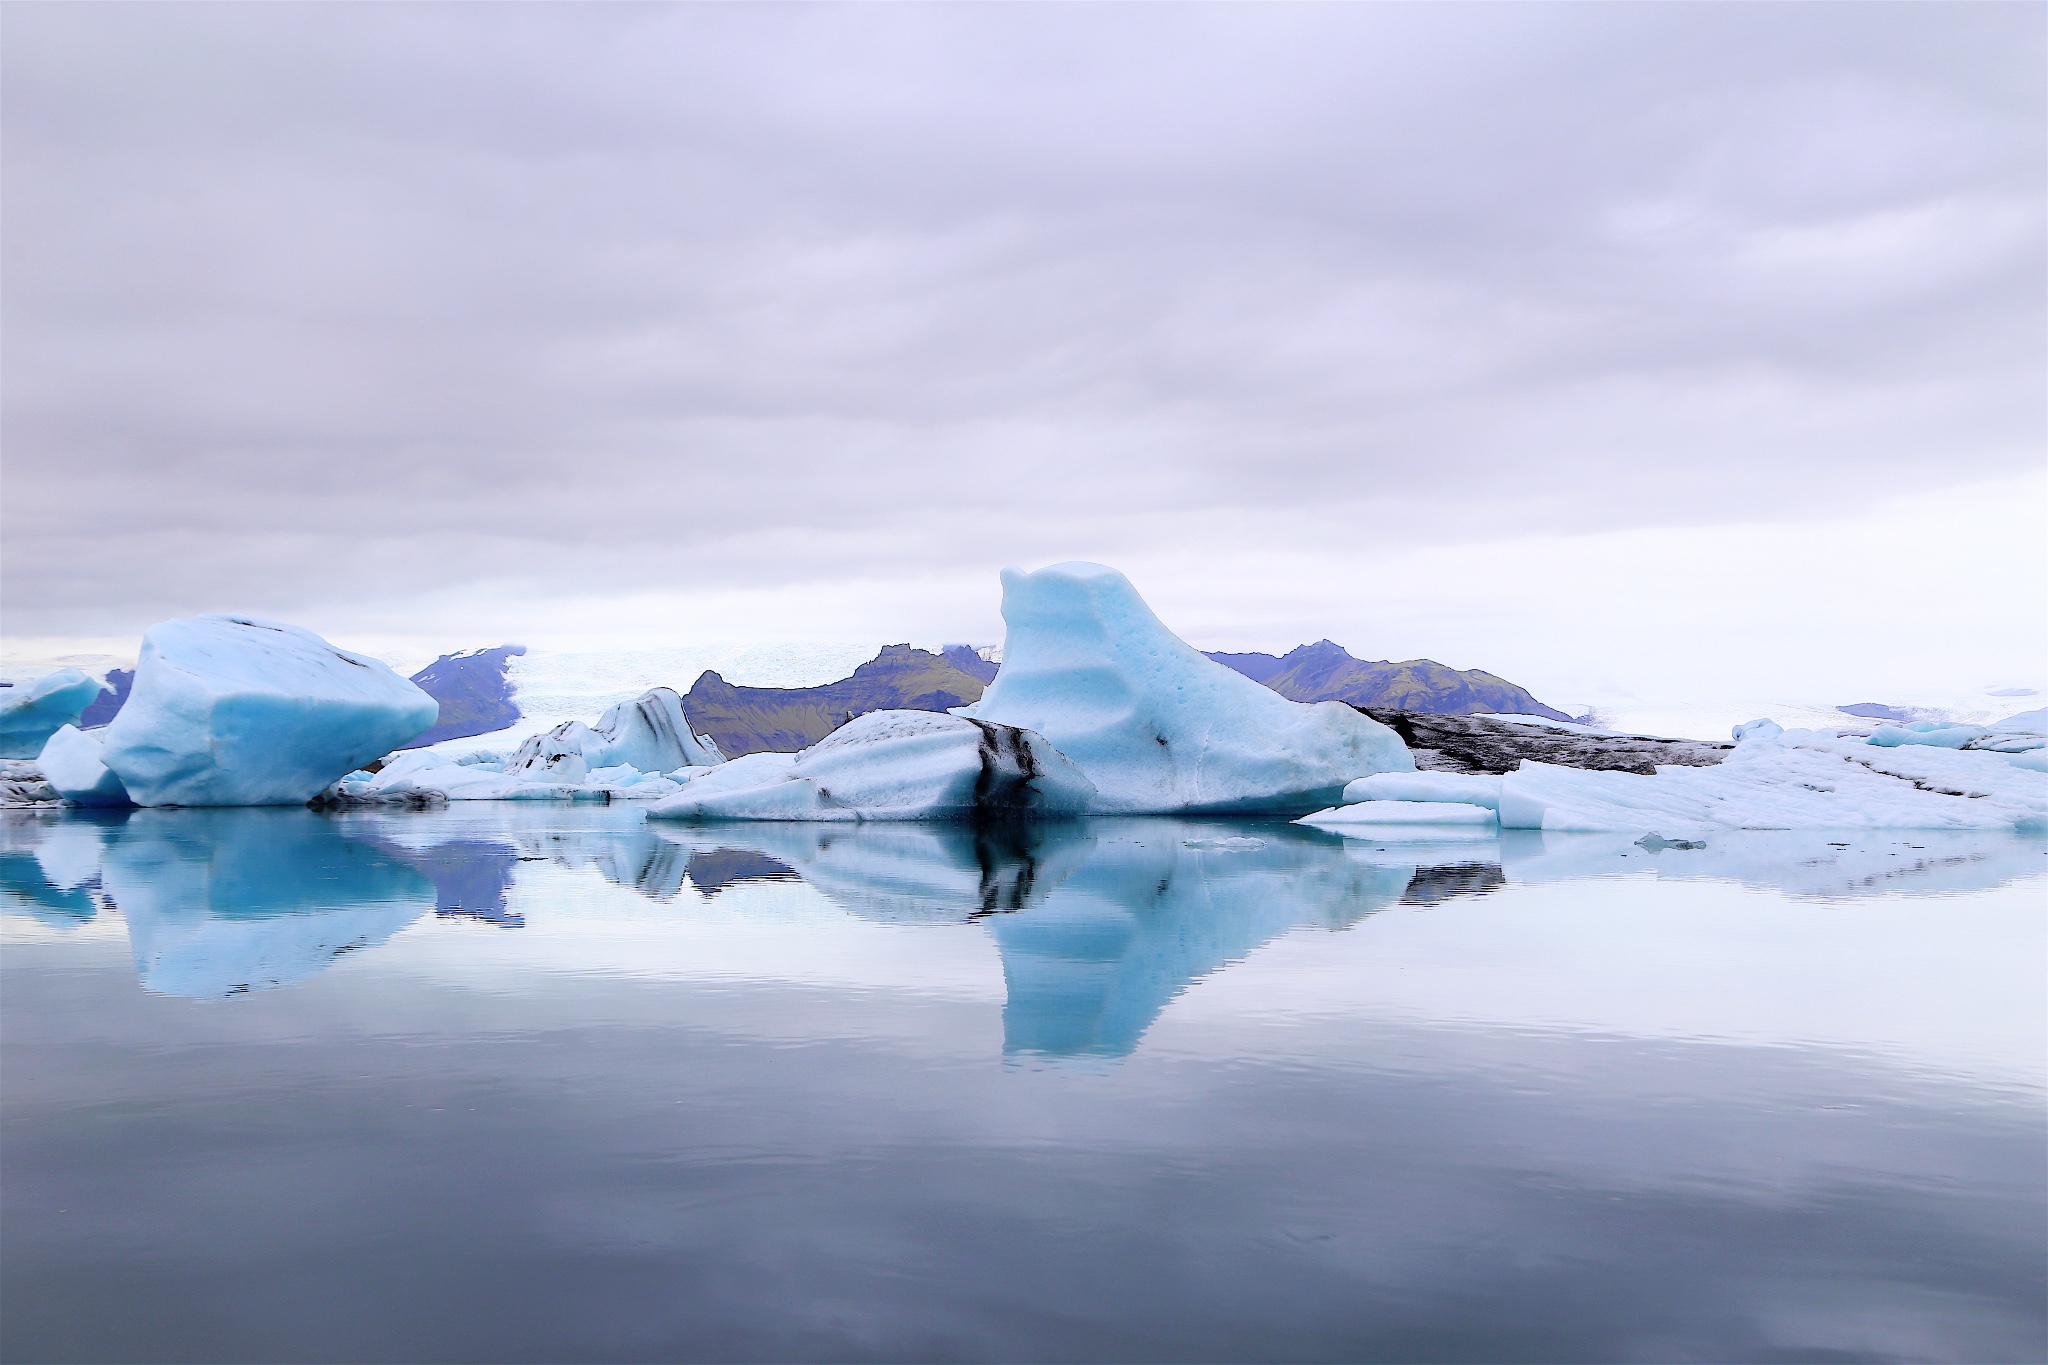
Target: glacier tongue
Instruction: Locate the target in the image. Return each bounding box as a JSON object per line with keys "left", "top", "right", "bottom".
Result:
{"left": 100, "top": 615, "right": 439, "bottom": 807}
{"left": 646, "top": 710, "right": 1094, "bottom": 822}
{"left": 959, "top": 562, "right": 1411, "bottom": 814}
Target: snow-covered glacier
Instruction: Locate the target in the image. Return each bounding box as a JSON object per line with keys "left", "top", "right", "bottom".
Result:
{"left": 1, "top": 668, "right": 105, "bottom": 758}
{"left": 959, "top": 562, "right": 1410, "bottom": 814}
{"left": 98, "top": 615, "right": 438, "bottom": 807}
{"left": 646, "top": 710, "right": 1094, "bottom": 822}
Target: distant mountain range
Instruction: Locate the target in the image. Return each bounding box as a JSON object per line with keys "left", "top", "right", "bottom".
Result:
{"left": 396, "top": 638, "right": 1567, "bottom": 756}
{"left": 397, "top": 646, "right": 526, "bottom": 748}
{"left": 1202, "top": 642, "right": 1571, "bottom": 721}
{"left": 682, "top": 645, "right": 993, "bottom": 757}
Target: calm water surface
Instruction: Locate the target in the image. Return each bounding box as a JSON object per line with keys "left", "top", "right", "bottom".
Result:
{"left": 3, "top": 806, "right": 2043, "bottom": 1364}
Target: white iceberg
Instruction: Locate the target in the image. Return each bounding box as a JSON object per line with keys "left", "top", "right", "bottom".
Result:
{"left": 1298, "top": 800, "right": 1498, "bottom": 829}
{"left": 505, "top": 687, "right": 723, "bottom": 779}
{"left": 1342, "top": 771, "right": 1502, "bottom": 809}
{"left": 337, "top": 748, "right": 606, "bottom": 803}
{"left": 100, "top": 615, "right": 438, "bottom": 807}
{"left": 0, "top": 668, "right": 105, "bottom": 757}
{"left": 1494, "top": 732, "right": 2044, "bottom": 836}
{"left": 37, "top": 725, "right": 132, "bottom": 806}
{"left": 646, "top": 710, "right": 1095, "bottom": 822}
{"left": 959, "top": 562, "right": 1410, "bottom": 813}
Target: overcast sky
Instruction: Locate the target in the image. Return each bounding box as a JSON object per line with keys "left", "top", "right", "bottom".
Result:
{"left": 4, "top": 2, "right": 2042, "bottom": 703}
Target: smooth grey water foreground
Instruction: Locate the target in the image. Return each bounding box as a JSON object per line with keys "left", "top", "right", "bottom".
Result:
{"left": 3, "top": 806, "right": 2043, "bottom": 1365}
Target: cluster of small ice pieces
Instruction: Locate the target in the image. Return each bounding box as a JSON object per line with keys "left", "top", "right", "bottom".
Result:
{"left": 1297, "top": 705, "right": 2047, "bottom": 839}
{"left": 9, "top": 563, "right": 2046, "bottom": 836}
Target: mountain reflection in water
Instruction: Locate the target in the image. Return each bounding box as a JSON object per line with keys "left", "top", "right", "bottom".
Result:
{"left": 2, "top": 806, "right": 2042, "bottom": 1058}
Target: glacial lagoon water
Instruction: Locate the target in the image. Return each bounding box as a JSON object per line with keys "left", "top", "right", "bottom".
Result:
{"left": 2, "top": 806, "right": 2043, "bottom": 1364}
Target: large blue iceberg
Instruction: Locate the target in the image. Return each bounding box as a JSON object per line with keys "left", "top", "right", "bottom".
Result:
{"left": 960, "top": 562, "right": 1411, "bottom": 813}
{"left": 96, "top": 615, "right": 437, "bottom": 807}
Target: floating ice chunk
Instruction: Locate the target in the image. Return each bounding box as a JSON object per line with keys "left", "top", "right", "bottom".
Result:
{"left": 0, "top": 668, "right": 105, "bottom": 758}
{"left": 1495, "top": 733, "right": 2044, "bottom": 835}
{"left": 1868, "top": 722, "right": 1986, "bottom": 749}
{"left": 1732, "top": 718, "right": 1784, "bottom": 743}
{"left": 584, "top": 764, "right": 684, "bottom": 799}
{"left": 37, "top": 725, "right": 133, "bottom": 807}
{"left": 1342, "top": 771, "right": 1502, "bottom": 809}
{"left": 1969, "top": 708, "right": 2048, "bottom": 753}
{"left": 1298, "top": 800, "right": 1499, "bottom": 829}
{"left": 503, "top": 724, "right": 595, "bottom": 783}
{"left": 647, "top": 710, "right": 1095, "bottom": 822}
{"left": 591, "top": 688, "right": 725, "bottom": 769}
{"left": 959, "top": 562, "right": 1410, "bottom": 813}
{"left": 346, "top": 748, "right": 605, "bottom": 803}
{"left": 99, "top": 616, "right": 437, "bottom": 807}
{"left": 1182, "top": 836, "right": 1267, "bottom": 852}
{"left": 506, "top": 688, "right": 723, "bottom": 781}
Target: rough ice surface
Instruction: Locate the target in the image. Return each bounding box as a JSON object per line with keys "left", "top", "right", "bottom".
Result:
{"left": 1298, "top": 800, "right": 1499, "bottom": 828}
{"left": 337, "top": 748, "right": 607, "bottom": 804}
{"left": 100, "top": 616, "right": 438, "bottom": 807}
{"left": 503, "top": 687, "right": 724, "bottom": 783}
{"left": 37, "top": 725, "right": 132, "bottom": 807}
{"left": 1987, "top": 707, "right": 2048, "bottom": 734}
{"left": 0, "top": 668, "right": 105, "bottom": 758}
{"left": 960, "top": 562, "right": 1410, "bottom": 814}
{"left": 647, "top": 710, "right": 1095, "bottom": 822}
{"left": 1492, "top": 733, "right": 2045, "bottom": 836}
{"left": 1343, "top": 771, "right": 1503, "bottom": 809}
{"left": 1731, "top": 718, "right": 1784, "bottom": 742}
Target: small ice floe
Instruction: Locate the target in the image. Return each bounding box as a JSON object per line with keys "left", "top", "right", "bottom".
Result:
{"left": 88, "top": 615, "right": 437, "bottom": 807}
{"left": 647, "top": 710, "right": 1094, "bottom": 822}
{"left": 1297, "top": 800, "right": 1499, "bottom": 829}
{"left": 1182, "top": 837, "right": 1266, "bottom": 852}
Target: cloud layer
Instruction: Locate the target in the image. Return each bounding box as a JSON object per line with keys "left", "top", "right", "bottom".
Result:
{"left": 4, "top": 3, "right": 2041, "bottom": 675}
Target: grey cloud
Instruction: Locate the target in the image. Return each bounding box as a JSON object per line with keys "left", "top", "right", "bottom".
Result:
{"left": 3, "top": 2, "right": 2040, "bottom": 635}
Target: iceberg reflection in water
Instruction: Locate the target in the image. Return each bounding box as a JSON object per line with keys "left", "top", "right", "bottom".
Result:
{"left": 2, "top": 803, "right": 2041, "bottom": 1364}
{"left": 2, "top": 806, "right": 2041, "bottom": 1050}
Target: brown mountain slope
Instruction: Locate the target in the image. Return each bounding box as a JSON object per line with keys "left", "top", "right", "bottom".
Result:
{"left": 681, "top": 644, "right": 989, "bottom": 756}
{"left": 1206, "top": 641, "right": 1570, "bottom": 720}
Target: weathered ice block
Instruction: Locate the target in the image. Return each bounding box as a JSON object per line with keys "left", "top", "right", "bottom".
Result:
{"left": 647, "top": 710, "right": 1094, "bottom": 822}
{"left": 101, "top": 615, "right": 438, "bottom": 807}
{"left": 0, "top": 668, "right": 105, "bottom": 757}
{"left": 960, "top": 562, "right": 1410, "bottom": 814}
{"left": 38, "top": 725, "right": 133, "bottom": 806}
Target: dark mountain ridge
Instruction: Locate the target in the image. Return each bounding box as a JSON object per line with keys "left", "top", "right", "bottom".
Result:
{"left": 401, "top": 645, "right": 526, "bottom": 748}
